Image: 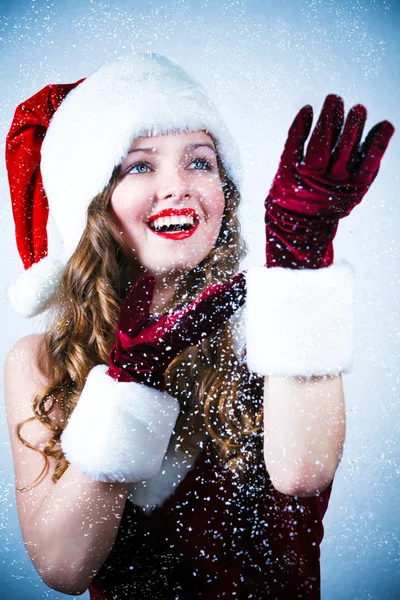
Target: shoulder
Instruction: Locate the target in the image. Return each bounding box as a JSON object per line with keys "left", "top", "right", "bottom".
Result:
{"left": 4, "top": 333, "right": 65, "bottom": 490}
{"left": 5, "top": 333, "right": 49, "bottom": 386}
{"left": 6, "top": 332, "right": 45, "bottom": 355}
{"left": 4, "top": 333, "right": 51, "bottom": 424}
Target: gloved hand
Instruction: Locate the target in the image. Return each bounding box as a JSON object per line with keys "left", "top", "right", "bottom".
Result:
{"left": 107, "top": 271, "right": 247, "bottom": 390}
{"left": 264, "top": 94, "right": 395, "bottom": 269}
{"left": 61, "top": 271, "right": 247, "bottom": 482}
{"left": 245, "top": 95, "right": 394, "bottom": 377}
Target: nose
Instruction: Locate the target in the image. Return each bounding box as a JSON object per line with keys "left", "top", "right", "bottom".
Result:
{"left": 156, "top": 171, "right": 192, "bottom": 203}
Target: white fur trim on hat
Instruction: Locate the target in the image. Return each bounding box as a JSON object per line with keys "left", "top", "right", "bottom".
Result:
{"left": 60, "top": 364, "right": 180, "bottom": 483}
{"left": 245, "top": 261, "right": 355, "bottom": 377}
{"left": 41, "top": 52, "right": 242, "bottom": 261}
{"left": 8, "top": 255, "right": 64, "bottom": 318}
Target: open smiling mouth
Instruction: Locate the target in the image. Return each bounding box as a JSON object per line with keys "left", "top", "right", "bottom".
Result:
{"left": 146, "top": 208, "right": 200, "bottom": 240}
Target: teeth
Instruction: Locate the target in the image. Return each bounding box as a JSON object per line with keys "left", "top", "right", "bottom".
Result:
{"left": 150, "top": 214, "right": 195, "bottom": 229}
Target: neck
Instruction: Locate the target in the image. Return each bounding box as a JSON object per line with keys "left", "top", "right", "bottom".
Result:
{"left": 150, "top": 273, "right": 179, "bottom": 314}
{"left": 124, "top": 263, "right": 190, "bottom": 314}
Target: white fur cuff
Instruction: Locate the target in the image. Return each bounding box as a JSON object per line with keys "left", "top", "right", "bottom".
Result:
{"left": 245, "top": 261, "right": 355, "bottom": 377}
{"left": 60, "top": 365, "right": 180, "bottom": 483}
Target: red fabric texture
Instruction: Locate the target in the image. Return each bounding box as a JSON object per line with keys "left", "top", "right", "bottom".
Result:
{"left": 265, "top": 94, "right": 394, "bottom": 269}
{"left": 107, "top": 272, "right": 246, "bottom": 390}
{"left": 5, "top": 79, "right": 84, "bottom": 269}
{"left": 87, "top": 438, "right": 332, "bottom": 600}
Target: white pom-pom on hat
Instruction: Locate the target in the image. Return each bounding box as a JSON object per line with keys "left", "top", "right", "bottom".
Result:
{"left": 8, "top": 255, "right": 64, "bottom": 319}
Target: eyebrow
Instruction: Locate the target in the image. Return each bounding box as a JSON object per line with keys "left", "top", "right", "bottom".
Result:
{"left": 127, "top": 142, "right": 217, "bottom": 155}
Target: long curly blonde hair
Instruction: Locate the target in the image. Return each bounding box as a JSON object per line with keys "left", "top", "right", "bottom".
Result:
{"left": 16, "top": 153, "right": 264, "bottom": 492}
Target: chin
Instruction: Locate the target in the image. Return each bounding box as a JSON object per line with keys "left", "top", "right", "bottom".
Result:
{"left": 142, "top": 251, "right": 209, "bottom": 277}
{"left": 149, "top": 262, "right": 198, "bottom": 276}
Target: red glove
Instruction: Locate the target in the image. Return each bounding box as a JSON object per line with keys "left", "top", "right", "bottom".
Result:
{"left": 107, "top": 271, "right": 247, "bottom": 390}
{"left": 265, "top": 94, "right": 395, "bottom": 269}
{"left": 61, "top": 272, "right": 245, "bottom": 483}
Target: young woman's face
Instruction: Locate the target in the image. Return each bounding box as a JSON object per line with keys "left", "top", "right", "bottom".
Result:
{"left": 111, "top": 130, "right": 226, "bottom": 275}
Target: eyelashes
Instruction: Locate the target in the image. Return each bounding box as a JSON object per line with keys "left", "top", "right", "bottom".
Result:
{"left": 189, "top": 156, "right": 214, "bottom": 171}
{"left": 127, "top": 162, "right": 152, "bottom": 174}
{"left": 126, "top": 155, "right": 215, "bottom": 175}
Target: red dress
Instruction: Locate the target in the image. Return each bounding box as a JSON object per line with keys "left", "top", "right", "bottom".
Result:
{"left": 88, "top": 435, "right": 333, "bottom": 599}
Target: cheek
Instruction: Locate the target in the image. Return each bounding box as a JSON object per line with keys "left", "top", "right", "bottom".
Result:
{"left": 110, "top": 184, "right": 146, "bottom": 226}
{"left": 110, "top": 186, "right": 129, "bottom": 224}
{"left": 204, "top": 189, "right": 226, "bottom": 227}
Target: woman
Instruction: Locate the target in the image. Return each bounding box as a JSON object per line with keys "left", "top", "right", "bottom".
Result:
{"left": 4, "top": 53, "right": 394, "bottom": 599}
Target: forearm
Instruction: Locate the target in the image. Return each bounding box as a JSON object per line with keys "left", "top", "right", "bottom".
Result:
{"left": 24, "top": 364, "right": 179, "bottom": 594}
{"left": 263, "top": 374, "right": 346, "bottom": 497}
{"left": 26, "top": 463, "right": 131, "bottom": 594}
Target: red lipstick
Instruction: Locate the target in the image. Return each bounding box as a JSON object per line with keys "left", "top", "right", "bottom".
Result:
{"left": 148, "top": 207, "right": 198, "bottom": 223}
{"left": 147, "top": 208, "right": 199, "bottom": 240}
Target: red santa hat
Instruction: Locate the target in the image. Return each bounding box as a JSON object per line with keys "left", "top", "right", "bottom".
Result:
{"left": 6, "top": 52, "right": 242, "bottom": 318}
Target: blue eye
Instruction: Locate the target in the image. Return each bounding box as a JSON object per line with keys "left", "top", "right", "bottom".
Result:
{"left": 126, "top": 156, "right": 213, "bottom": 175}
{"left": 189, "top": 157, "right": 212, "bottom": 171}
{"left": 127, "top": 162, "right": 151, "bottom": 174}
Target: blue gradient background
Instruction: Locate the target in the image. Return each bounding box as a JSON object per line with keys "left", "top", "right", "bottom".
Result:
{"left": 0, "top": 0, "right": 399, "bottom": 598}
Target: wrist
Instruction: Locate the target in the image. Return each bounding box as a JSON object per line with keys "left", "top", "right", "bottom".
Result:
{"left": 265, "top": 198, "right": 339, "bottom": 269}
{"left": 107, "top": 354, "right": 166, "bottom": 391}
{"left": 245, "top": 261, "right": 355, "bottom": 377}
{"left": 265, "top": 225, "right": 336, "bottom": 269}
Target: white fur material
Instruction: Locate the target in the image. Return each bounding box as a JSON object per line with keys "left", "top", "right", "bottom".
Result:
{"left": 8, "top": 255, "right": 64, "bottom": 318}
{"left": 128, "top": 431, "right": 206, "bottom": 514}
{"left": 245, "top": 261, "right": 355, "bottom": 377}
{"left": 41, "top": 52, "right": 242, "bottom": 261}
{"left": 60, "top": 365, "right": 180, "bottom": 483}
{"left": 230, "top": 304, "right": 246, "bottom": 363}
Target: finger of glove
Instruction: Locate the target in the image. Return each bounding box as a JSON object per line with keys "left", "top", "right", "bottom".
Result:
{"left": 304, "top": 95, "right": 344, "bottom": 171}
{"left": 117, "top": 275, "right": 156, "bottom": 338}
{"left": 351, "top": 120, "right": 395, "bottom": 184}
{"left": 124, "top": 314, "right": 169, "bottom": 347}
{"left": 280, "top": 105, "right": 313, "bottom": 166}
{"left": 329, "top": 104, "right": 367, "bottom": 180}
{"left": 164, "top": 271, "right": 247, "bottom": 347}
